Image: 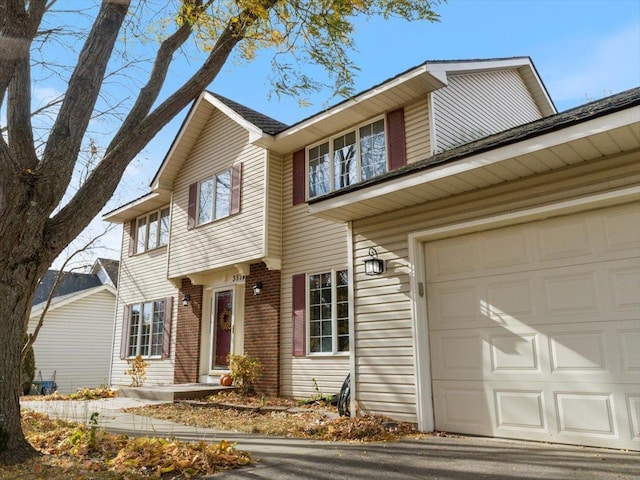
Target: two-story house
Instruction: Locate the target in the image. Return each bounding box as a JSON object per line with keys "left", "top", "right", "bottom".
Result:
{"left": 104, "top": 57, "right": 640, "bottom": 451}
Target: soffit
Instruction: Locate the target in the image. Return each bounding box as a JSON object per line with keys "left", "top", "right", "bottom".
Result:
{"left": 308, "top": 109, "right": 640, "bottom": 222}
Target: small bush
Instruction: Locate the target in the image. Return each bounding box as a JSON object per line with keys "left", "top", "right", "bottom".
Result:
{"left": 227, "top": 354, "right": 263, "bottom": 395}
{"left": 125, "top": 355, "right": 148, "bottom": 387}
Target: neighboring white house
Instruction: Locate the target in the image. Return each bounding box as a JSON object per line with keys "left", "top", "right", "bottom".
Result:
{"left": 28, "top": 258, "right": 119, "bottom": 394}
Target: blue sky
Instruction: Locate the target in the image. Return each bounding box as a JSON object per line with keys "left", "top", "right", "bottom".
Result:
{"left": 48, "top": 0, "right": 640, "bottom": 266}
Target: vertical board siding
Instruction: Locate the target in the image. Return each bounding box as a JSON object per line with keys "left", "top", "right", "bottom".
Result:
{"left": 351, "top": 157, "right": 640, "bottom": 423}
{"left": 169, "top": 110, "right": 267, "bottom": 279}
{"left": 433, "top": 69, "right": 542, "bottom": 152}
{"left": 404, "top": 97, "right": 431, "bottom": 163}
{"left": 111, "top": 226, "right": 178, "bottom": 387}
{"left": 28, "top": 289, "right": 116, "bottom": 394}
{"left": 280, "top": 152, "right": 350, "bottom": 398}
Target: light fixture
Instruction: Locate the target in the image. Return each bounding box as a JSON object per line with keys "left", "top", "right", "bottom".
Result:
{"left": 364, "top": 247, "right": 385, "bottom": 276}
{"left": 253, "top": 281, "right": 263, "bottom": 296}
{"left": 182, "top": 294, "right": 191, "bottom": 307}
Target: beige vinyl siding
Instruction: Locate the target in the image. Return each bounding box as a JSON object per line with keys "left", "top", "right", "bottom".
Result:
{"left": 169, "top": 110, "right": 267, "bottom": 278}
{"left": 266, "top": 152, "right": 283, "bottom": 259}
{"left": 110, "top": 225, "right": 177, "bottom": 387}
{"left": 280, "top": 152, "right": 350, "bottom": 398}
{"left": 433, "top": 69, "right": 543, "bottom": 152}
{"left": 28, "top": 289, "right": 115, "bottom": 394}
{"left": 351, "top": 153, "right": 640, "bottom": 423}
{"left": 404, "top": 96, "right": 431, "bottom": 164}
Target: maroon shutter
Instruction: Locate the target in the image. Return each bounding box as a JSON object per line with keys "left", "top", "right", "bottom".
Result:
{"left": 386, "top": 108, "right": 407, "bottom": 170}
{"left": 162, "top": 296, "right": 173, "bottom": 359}
{"left": 187, "top": 182, "right": 197, "bottom": 229}
{"left": 230, "top": 162, "right": 242, "bottom": 215}
{"left": 292, "top": 273, "right": 306, "bottom": 356}
{"left": 292, "top": 149, "right": 306, "bottom": 205}
{"left": 120, "top": 304, "right": 131, "bottom": 359}
{"left": 128, "top": 219, "right": 137, "bottom": 256}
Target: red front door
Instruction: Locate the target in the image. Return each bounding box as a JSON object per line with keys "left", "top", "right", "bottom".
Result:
{"left": 211, "top": 290, "right": 233, "bottom": 370}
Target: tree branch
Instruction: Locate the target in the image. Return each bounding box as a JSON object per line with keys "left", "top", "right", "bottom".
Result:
{"left": 7, "top": 52, "right": 38, "bottom": 170}
{"left": 36, "top": 0, "right": 130, "bottom": 217}
{"left": 46, "top": 0, "right": 278, "bottom": 254}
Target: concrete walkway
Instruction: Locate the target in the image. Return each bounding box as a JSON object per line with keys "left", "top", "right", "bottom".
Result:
{"left": 21, "top": 399, "right": 640, "bottom": 479}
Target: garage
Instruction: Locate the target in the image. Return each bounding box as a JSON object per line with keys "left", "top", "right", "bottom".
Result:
{"left": 424, "top": 202, "right": 640, "bottom": 450}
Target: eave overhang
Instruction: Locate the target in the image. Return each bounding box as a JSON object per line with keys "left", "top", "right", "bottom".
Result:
{"left": 308, "top": 100, "right": 640, "bottom": 223}
{"left": 103, "top": 190, "right": 171, "bottom": 223}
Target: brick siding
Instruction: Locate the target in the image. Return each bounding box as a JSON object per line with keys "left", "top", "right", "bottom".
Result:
{"left": 174, "top": 279, "right": 203, "bottom": 384}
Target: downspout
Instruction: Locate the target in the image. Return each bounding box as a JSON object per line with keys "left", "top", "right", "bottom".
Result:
{"left": 346, "top": 220, "right": 357, "bottom": 416}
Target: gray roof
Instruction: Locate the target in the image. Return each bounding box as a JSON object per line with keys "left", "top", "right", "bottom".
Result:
{"left": 33, "top": 270, "right": 102, "bottom": 305}
{"left": 209, "top": 92, "right": 289, "bottom": 135}
{"left": 309, "top": 86, "right": 640, "bottom": 203}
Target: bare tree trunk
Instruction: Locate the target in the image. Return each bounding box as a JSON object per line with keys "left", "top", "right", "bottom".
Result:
{"left": 0, "top": 263, "right": 43, "bottom": 463}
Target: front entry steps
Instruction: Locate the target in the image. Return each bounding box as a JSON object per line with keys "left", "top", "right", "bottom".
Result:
{"left": 119, "top": 383, "right": 235, "bottom": 402}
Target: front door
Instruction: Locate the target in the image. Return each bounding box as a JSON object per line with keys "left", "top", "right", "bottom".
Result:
{"left": 210, "top": 290, "right": 233, "bottom": 370}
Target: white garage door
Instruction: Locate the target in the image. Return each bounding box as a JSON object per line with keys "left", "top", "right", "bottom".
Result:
{"left": 425, "top": 203, "right": 640, "bottom": 450}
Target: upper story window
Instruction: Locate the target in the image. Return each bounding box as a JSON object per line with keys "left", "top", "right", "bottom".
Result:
{"left": 187, "top": 162, "right": 242, "bottom": 230}
{"left": 133, "top": 207, "right": 170, "bottom": 254}
{"left": 308, "top": 118, "right": 387, "bottom": 199}
{"left": 197, "top": 168, "right": 232, "bottom": 225}
{"left": 292, "top": 108, "right": 405, "bottom": 206}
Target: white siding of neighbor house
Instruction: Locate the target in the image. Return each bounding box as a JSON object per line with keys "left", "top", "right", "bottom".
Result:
{"left": 280, "top": 152, "right": 350, "bottom": 399}
{"left": 404, "top": 96, "right": 431, "bottom": 164}
{"left": 433, "top": 69, "right": 543, "bottom": 152}
{"left": 168, "top": 109, "right": 268, "bottom": 279}
{"left": 351, "top": 153, "right": 640, "bottom": 423}
{"left": 266, "top": 152, "right": 283, "bottom": 259}
{"left": 28, "top": 288, "right": 115, "bottom": 394}
{"left": 110, "top": 225, "right": 178, "bottom": 388}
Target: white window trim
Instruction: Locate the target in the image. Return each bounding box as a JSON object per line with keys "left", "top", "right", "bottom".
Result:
{"left": 306, "top": 115, "right": 388, "bottom": 199}
{"left": 197, "top": 167, "right": 232, "bottom": 226}
{"left": 306, "top": 269, "right": 350, "bottom": 356}
{"left": 135, "top": 206, "right": 170, "bottom": 254}
{"left": 127, "top": 298, "right": 165, "bottom": 359}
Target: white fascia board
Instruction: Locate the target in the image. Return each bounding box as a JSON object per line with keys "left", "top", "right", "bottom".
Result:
{"left": 203, "top": 92, "right": 267, "bottom": 143}
{"left": 275, "top": 64, "right": 438, "bottom": 141}
{"left": 309, "top": 106, "right": 640, "bottom": 215}
{"left": 151, "top": 92, "right": 211, "bottom": 191}
{"left": 30, "top": 284, "right": 116, "bottom": 317}
{"left": 103, "top": 191, "right": 167, "bottom": 223}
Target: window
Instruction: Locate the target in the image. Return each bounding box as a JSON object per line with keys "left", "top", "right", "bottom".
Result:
{"left": 308, "top": 118, "right": 387, "bottom": 198}
{"left": 133, "top": 207, "right": 170, "bottom": 254}
{"left": 124, "top": 298, "right": 170, "bottom": 358}
{"left": 308, "top": 270, "right": 349, "bottom": 354}
{"left": 197, "top": 168, "right": 232, "bottom": 225}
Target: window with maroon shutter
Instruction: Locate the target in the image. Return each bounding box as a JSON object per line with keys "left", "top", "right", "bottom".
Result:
{"left": 292, "top": 274, "right": 306, "bottom": 356}
{"left": 189, "top": 163, "right": 242, "bottom": 227}
{"left": 386, "top": 108, "right": 407, "bottom": 170}
{"left": 292, "top": 149, "right": 306, "bottom": 205}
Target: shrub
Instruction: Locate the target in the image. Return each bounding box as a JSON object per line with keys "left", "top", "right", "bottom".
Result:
{"left": 125, "top": 355, "right": 148, "bottom": 387}
{"left": 227, "top": 354, "right": 263, "bottom": 395}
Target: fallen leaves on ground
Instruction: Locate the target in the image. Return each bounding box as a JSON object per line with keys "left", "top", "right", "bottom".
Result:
{"left": 22, "top": 386, "right": 119, "bottom": 401}
{"left": 128, "top": 399, "right": 428, "bottom": 443}
{"left": 3, "top": 410, "right": 251, "bottom": 479}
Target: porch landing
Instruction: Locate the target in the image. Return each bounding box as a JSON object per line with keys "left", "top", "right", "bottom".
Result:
{"left": 118, "top": 383, "right": 234, "bottom": 402}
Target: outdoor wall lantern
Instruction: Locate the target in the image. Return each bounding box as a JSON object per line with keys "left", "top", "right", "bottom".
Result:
{"left": 182, "top": 294, "right": 191, "bottom": 307}
{"left": 253, "top": 281, "right": 263, "bottom": 296}
{"left": 364, "top": 247, "right": 385, "bottom": 276}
